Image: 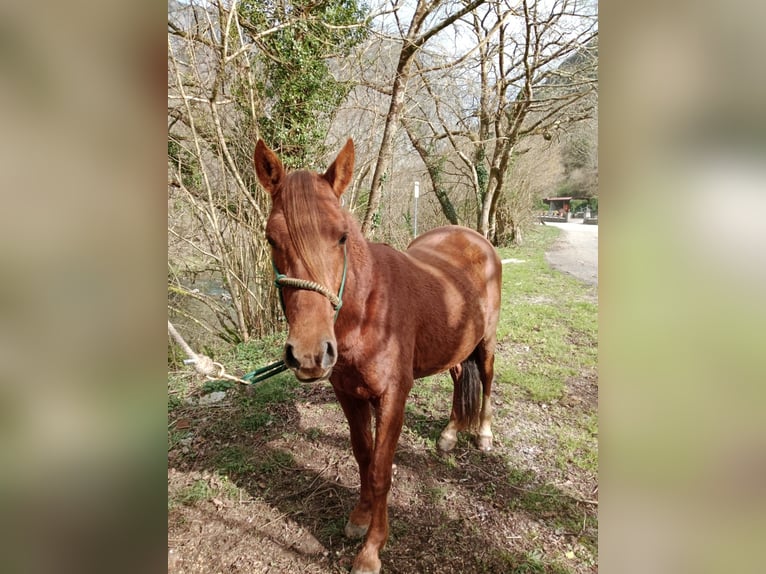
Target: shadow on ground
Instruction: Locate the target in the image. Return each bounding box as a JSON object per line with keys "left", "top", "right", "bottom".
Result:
{"left": 168, "top": 378, "right": 595, "bottom": 573}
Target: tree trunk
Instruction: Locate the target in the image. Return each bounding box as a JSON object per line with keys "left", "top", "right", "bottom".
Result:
{"left": 403, "top": 120, "right": 459, "bottom": 225}
{"left": 360, "top": 70, "right": 409, "bottom": 236}
{"left": 360, "top": 0, "right": 489, "bottom": 237}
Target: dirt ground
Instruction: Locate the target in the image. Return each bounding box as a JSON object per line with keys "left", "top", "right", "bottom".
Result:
{"left": 168, "top": 381, "right": 596, "bottom": 573}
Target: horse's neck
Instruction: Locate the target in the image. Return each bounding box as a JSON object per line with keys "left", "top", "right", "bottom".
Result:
{"left": 348, "top": 234, "right": 375, "bottom": 301}
{"left": 335, "top": 231, "right": 377, "bottom": 328}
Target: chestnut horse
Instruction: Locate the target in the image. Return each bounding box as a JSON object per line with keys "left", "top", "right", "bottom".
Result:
{"left": 254, "top": 139, "right": 502, "bottom": 574}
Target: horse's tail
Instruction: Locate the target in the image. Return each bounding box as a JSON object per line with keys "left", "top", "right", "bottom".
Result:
{"left": 454, "top": 354, "right": 482, "bottom": 431}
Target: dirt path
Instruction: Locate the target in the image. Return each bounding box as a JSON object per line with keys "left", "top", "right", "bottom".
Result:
{"left": 543, "top": 221, "right": 598, "bottom": 286}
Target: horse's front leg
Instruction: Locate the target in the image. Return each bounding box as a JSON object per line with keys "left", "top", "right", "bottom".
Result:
{"left": 350, "top": 388, "right": 408, "bottom": 574}
{"left": 332, "top": 387, "right": 374, "bottom": 539}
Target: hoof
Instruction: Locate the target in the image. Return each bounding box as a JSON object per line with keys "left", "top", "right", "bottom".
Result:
{"left": 438, "top": 434, "right": 457, "bottom": 453}
{"left": 351, "top": 557, "right": 381, "bottom": 574}
{"left": 344, "top": 520, "right": 369, "bottom": 539}
{"left": 351, "top": 545, "right": 381, "bottom": 574}
{"left": 477, "top": 434, "right": 493, "bottom": 452}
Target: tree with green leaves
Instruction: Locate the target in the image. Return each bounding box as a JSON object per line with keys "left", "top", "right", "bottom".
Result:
{"left": 168, "top": 0, "right": 368, "bottom": 344}
{"left": 239, "top": 0, "right": 369, "bottom": 168}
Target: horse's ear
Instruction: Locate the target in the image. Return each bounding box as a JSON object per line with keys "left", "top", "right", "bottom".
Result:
{"left": 323, "top": 139, "right": 354, "bottom": 198}
{"left": 254, "top": 139, "right": 284, "bottom": 196}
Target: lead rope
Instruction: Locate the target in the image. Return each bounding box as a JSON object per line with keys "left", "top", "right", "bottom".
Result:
{"left": 169, "top": 244, "right": 348, "bottom": 386}
{"left": 167, "top": 320, "right": 250, "bottom": 384}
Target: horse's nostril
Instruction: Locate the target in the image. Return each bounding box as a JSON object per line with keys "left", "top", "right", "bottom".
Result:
{"left": 284, "top": 343, "right": 300, "bottom": 369}
{"left": 321, "top": 340, "right": 337, "bottom": 369}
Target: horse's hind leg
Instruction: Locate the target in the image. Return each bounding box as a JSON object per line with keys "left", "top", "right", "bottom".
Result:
{"left": 437, "top": 365, "right": 464, "bottom": 452}
{"left": 438, "top": 334, "right": 496, "bottom": 453}
{"left": 474, "top": 335, "right": 496, "bottom": 452}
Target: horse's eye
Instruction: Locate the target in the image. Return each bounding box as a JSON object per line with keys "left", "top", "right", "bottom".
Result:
{"left": 266, "top": 236, "right": 276, "bottom": 247}
{"left": 339, "top": 233, "right": 348, "bottom": 246}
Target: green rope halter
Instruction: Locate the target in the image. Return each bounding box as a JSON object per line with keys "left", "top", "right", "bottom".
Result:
{"left": 241, "top": 245, "right": 348, "bottom": 384}
{"left": 271, "top": 243, "right": 348, "bottom": 321}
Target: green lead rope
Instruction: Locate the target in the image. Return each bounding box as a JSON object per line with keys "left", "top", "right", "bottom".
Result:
{"left": 242, "top": 359, "right": 289, "bottom": 384}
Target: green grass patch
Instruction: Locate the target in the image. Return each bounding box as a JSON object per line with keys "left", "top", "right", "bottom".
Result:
{"left": 174, "top": 479, "right": 213, "bottom": 506}
{"left": 167, "top": 334, "right": 301, "bottom": 470}
{"left": 168, "top": 393, "right": 183, "bottom": 412}
{"left": 253, "top": 449, "right": 295, "bottom": 476}
{"left": 495, "top": 226, "right": 597, "bottom": 403}
{"left": 235, "top": 376, "right": 299, "bottom": 433}
{"left": 424, "top": 484, "right": 449, "bottom": 504}
{"left": 168, "top": 429, "right": 192, "bottom": 450}
{"left": 555, "top": 413, "right": 598, "bottom": 473}
{"left": 496, "top": 362, "right": 567, "bottom": 403}
{"left": 210, "top": 445, "right": 295, "bottom": 484}
{"left": 168, "top": 331, "right": 294, "bottom": 398}
{"left": 479, "top": 548, "right": 572, "bottom": 574}
{"left": 241, "top": 411, "right": 273, "bottom": 431}
{"left": 317, "top": 516, "right": 347, "bottom": 540}
{"left": 244, "top": 375, "right": 299, "bottom": 406}
{"left": 169, "top": 473, "right": 241, "bottom": 510}
{"left": 404, "top": 374, "right": 452, "bottom": 446}
{"left": 228, "top": 332, "right": 287, "bottom": 369}
{"left": 506, "top": 467, "right": 597, "bottom": 554}
{"left": 168, "top": 374, "right": 193, "bottom": 409}
{"left": 200, "top": 379, "right": 236, "bottom": 394}
{"left": 507, "top": 468, "right": 571, "bottom": 515}
{"left": 214, "top": 445, "right": 255, "bottom": 475}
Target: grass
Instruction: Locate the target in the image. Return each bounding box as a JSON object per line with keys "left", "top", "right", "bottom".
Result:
{"left": 214, "top": 445, "right": 255, "bottom": 475}
{"left": 253, "top": 449, "right": 295, "bottom": 476}
{"left": 403, "top": 374, "right": 452, "bottom": 447}
{"left": 493, "top": 226, "right": 597, "bottom": 403}
{"left": 505, "top": 468, "right": 597, "bottom": 554}
{"left": 174, "top": 479, "right": 213, "bottom": 506}
{"left": 496, "top": 363, "right": 567, "bottom": 403}
{"left": 317, "top": 516, "right": 347, "bottom": 540}
{"left": 425, "top": 484, "right": 449, "bottom": 504}
{"left": 168, "top": 429, "right": 192, "bottom": 450}
{"left": 478, "top": 548, "right": 573, "bottom": 574}
{"left": 555, "top": 413, "right": 598, "bottom": 474}
{"left": 168, "top": 473, "right": 240, "bottom": 510}
{"left": 167, "top": 332, "right": 300, "bottom": 437}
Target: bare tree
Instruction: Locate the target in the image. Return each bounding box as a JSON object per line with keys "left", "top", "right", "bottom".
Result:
{"left": 402, "top": 0, "right": 597, "bottom": 242}
{"left": 359, "top": 0, "right": 490, "bottom": 237}
{"left": 168, "top": 0, "right": 276, "bottom": 344}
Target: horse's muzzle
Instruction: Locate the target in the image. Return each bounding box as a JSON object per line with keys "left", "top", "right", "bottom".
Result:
{"left": 284, "top": 338, "right": 336, "bottom": 382}
{"left": 293, "top": 368, "right": 333, "bottom": 383}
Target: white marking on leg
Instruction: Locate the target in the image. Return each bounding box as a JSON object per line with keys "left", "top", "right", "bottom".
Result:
{"left": 438, "top": 419, "right": 459, "bottom": 452}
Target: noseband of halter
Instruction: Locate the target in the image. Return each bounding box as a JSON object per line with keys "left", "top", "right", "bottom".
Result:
{"left": 271, "top": 244, "right": 348, "bottom": 321}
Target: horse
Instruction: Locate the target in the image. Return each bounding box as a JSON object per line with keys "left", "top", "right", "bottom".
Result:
{"left": 254, "top": 139, "right": 502, "bottom": 574}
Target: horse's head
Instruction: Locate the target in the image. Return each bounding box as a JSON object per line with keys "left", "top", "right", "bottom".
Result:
{"left": 254, "top": 139, "right": 355, "bottom": 382}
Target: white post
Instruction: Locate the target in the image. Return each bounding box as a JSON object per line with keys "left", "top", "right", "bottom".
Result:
{"left": 413, "top": 181, "right": 420, "bottom": 237}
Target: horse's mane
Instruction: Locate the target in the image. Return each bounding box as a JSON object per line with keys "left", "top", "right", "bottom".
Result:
{"left": 281, "top": 170, "right": 338, "bottom": 284}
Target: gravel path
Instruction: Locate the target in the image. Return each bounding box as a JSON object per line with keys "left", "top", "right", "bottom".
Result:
{"left": 543, "top": 221, "right": 599, "bottom": 286}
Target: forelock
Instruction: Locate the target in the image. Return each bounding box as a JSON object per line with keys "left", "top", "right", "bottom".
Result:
{"left": 281, "top": 171, "right": 335, "bottom": 282}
